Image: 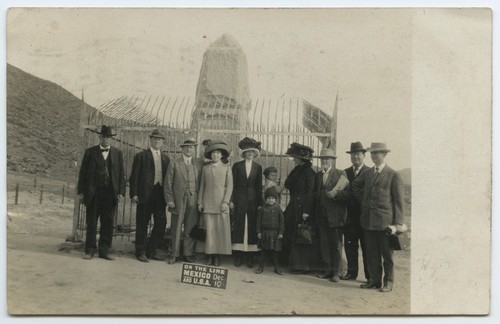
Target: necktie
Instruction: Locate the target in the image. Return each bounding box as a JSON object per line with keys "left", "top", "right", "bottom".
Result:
{"left": 154, "top": 150, "right": 162, "bottom": 185}
{"left": 354, "top": 167, "right": 359, "bottom": 177}
{"left": 375, "top": 166, "right": 379, "bottom": 174}
{"left": 322, "top": 170, "right": 328, "bottom": 185}
{"left": 101, "top": 148, "right": 109, "bottom": 152}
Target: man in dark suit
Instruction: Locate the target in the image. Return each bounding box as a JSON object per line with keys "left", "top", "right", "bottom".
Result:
{"left": 339, "top": 142, "right": 371, "bottom": 281}
{"left": 164, "top": 137, "right": 203, "bottom": 264}
{"left": 314, "top": 148, "right": 349, "bottom": 283}
{"left": 78, "top": 125, "right": 126, "bottom": 261}
{"left": 352, "top": 142, "right": 404, "bottom": 292}
{"left": 129, "top": 129, "right": 170, "bottom": 263}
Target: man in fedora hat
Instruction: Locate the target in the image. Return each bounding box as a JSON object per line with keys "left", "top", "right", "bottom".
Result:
{"left": 314, "top": 148, "right": 349, "bottom": 282}
{"left": 78, "top": 125, "right": 126, "bottom": 261}
{"left": 130, "top": 129, "right": 170, "bottom": 262}
{"left": 164, "top": 137, "right": 204, "bottom": 264}
{"left": 352, "top": 142, "right": 404, "bottom": 292}
{"left": 338, "top": 142, "right": 371, "bottom": 281}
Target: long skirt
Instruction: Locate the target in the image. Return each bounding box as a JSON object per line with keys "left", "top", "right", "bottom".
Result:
{"left": 196, "top": 212, "right": 232, "bottom": 255}
{"left": 231, "top": 214, "right": 260, "bottom": 252}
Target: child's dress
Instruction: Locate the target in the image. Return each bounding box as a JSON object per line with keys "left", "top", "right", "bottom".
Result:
{"left": 256, "top": 204, "right": 285, "bottom": 251}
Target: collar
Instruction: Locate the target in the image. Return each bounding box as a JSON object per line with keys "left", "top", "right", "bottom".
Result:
{"left": 100, "top": 145, "right": 110, "bottom": 150}
{"left": 150, "top": 147, "right": 160, "bottom": 154}
{"left": 353, "top": 164, "right": 364, "bottom": 171}
{"left": 322, "top": 166, "right": 332, "bottom": 174}
{"left": 182, "top": 155, "right": 192, "bottom": 164}
{"left": 375, "top": 163, "right": 386, "bottom": 173}
{"left": 245, "top": 159, "right": 253, "bottom": 165}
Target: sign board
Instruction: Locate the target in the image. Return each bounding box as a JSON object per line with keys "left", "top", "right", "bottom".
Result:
{"left": 180, "top": 262, "right": 228, "bottom": 289}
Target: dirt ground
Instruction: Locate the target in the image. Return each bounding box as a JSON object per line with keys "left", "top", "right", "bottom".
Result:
{"left": 6, "top": 190, "right": 410, "bottom": 316}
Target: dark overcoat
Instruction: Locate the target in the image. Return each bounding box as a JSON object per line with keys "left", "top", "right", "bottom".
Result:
{"left": 231, "top": 160, "right": 263, "bottom": 245}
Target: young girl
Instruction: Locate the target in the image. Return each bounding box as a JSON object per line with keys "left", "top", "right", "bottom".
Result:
{"left": 255, "top": 187, "right": 285, "bottom": 275}
{"left": 263, "top": 166, "right": 283, "bottom": 204}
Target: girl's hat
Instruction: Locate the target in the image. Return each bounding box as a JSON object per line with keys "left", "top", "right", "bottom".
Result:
{"left": 264, "top": 187, "right": 279, "bottom": 200}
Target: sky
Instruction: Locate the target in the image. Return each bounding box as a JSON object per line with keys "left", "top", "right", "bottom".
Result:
{"left": 7, "top": 8, "right": 412, "bottom": 169}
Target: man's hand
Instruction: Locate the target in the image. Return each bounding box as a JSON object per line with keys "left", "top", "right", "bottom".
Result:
{"left": 257, "top": 233, "right": 262, "bottom": 239}
{"left": 78, "top": 193, "right": 84, "bottom": 203}
{"left": 167, "top": 202, "right": 176, "bottom": 209}
{"left": 118, "top": 194, "right": 124, "bottom": 202}
{"left": 198, "top": 204, "right": 204, "bottom": 213}
{"left": 302, "top": 213, "right": 309, "bottom": 221}
{"left": 131, "top": 195, "right": 139, "bottom": 204}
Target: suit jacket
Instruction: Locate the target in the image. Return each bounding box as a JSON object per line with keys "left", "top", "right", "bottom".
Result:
{"left": 198, "top": 163, "right": 233, "bottom": 214}
{"left": 164, "top": 156, "right": 203, "bottom": 208}
{"left": 129, "top": 149, "right": 170, "bottom": 204}
{"left": 315, "top": 168, "right": 348, "bottom": 228}
{"left": 231, "top": 160, "right": 263, "bottom": 244}
{"left": 341, "top": 164, "right": 370, "bottom": 225}
{"left": 351, "top": 164, "right": 404, "bottom": 231}
{"left": 77, "top": 145, "right": 126, "bottom": 205}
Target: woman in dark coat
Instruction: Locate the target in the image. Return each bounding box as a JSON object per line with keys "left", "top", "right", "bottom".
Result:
{"left": 283, "top": 142, "right": 322, "bottom": 273}
{"left": 231, "top": 137, "right": 263, "bottom": 268}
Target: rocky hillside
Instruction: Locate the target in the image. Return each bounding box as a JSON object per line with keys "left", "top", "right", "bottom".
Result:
{"left": 6, "top": 64, "right": 88, "bottom": 181}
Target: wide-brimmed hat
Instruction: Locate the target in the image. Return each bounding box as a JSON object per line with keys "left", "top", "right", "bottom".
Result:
{"left": 98, "top": 125, "right": 116, "bottom": 137}
{"left": 315, "top": 148, "right": 337, "bottom": 159}
{"left": 285, "top": 142, "right": 314, "bottom": 160}
{"left": 180, "top": 137, "right": 198, "bottom": 147}
{"left": 239, "top": 137, "right": 261, "bottom": 158}
{"left": 264, "top": 187, "right": 279, "bottom": 200}
{"left": 346, "top": 142, "right": 367, "bottom": 154}
{"left": 367, "top": 142, "right": 391, "bottom": 153}
{"left": 149, "top": 129, "right": 165, "bottom": 139}
{"left": 204, "top": 140, "right": 232, "bottom": 160}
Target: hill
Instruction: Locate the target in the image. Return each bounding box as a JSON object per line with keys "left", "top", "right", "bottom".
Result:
{"left": 6, "top": 64, "right": 88, "bottom": 181}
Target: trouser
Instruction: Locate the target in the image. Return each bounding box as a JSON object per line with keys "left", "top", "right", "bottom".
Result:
{"left": 135, "top": 184, "right": 166, "bottom": 256}
{"left": 85, "top": 185, "right": 116, "bottom": 254}
{"left": 257, "top": 250, "right": 280, "bottom": 270}
{"left": 318, "top": 216, "right": 343, "bottom": 276}
{"left": 364, "top": 229, "right": 394, "bottom": 286}
{"left": 344, "top": 221, "right": 370, "bottom": 280}
{"left": 170, "top": 191, "right": 199, "bottom": 258}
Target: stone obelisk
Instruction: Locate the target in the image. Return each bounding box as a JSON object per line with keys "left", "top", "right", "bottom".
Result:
{"left": 192, "top": 34, "right": 251, "bottom": 160}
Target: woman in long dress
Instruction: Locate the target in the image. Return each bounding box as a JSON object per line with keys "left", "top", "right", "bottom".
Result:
{"left": 283, "top": 142, "right": 322, "bottom": 273}
{"left": 197, "top": 141, "right": 233, "bottom": 266}
{"left": 231, "top": 137, "right": 263, "bottom": 268}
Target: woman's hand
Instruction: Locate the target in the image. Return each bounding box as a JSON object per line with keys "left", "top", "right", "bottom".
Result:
{"left": 277, "top": 234, "right": 283, "bottom": 239}
{"left": 257, "top": 233, "right": 262, "bottom": 239}
{"left": 198, "top": 204, "right": 204, "bottom": 213}
{"left": 221, "top": 202, "right": 229, "bottom": 213}
{"left": 302, "top": 213, "right": 309, "bottom": 221}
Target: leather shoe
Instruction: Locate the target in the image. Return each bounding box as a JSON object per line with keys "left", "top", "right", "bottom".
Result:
{"left": 274, "top": 268, "right": 284, "bottom": 276}
{"left": 255, "top": 267, "right": 264, "bottom": 274}
{"left": 330, "top": 275, "right": 340, "bottom": 283}
{"left": 340, "top": 274, "right": 357, "bottom": 280}
{"left": 137, "top": 254, "right": 149, "bottom": 263}
{"left": 379, "top": 286, "right": 393, "bottom": 293}
{"left": 360, "top": 281, "right": 382, "bottom": 289}
{"left": 183, "top": 256, "right": 196, "bottom": 263}
{"left": 83, "top": 252, "right": 94, "bottom": 260}
{"left": 234, "top": 257, "right": 242, "bottom": 267}
{"left": 213, "top": 255, "right": 220, "bottom": 267}
{"left": 99, "top": 253, "right": 115, "bottom": 261}
{"left": 316, "top": 273, "right": 334, "bottom": 279}
{"left": 167, "top": 257, "right": 177, "bottom": 265}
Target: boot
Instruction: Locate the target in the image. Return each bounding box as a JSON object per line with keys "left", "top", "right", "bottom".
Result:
{"left": 213, "top": 254, "right": 220, "bottom": 267}
{"left": 255, "top": 251, "right": 264, "bottom": 274}
{"left": 273, "top": 252, "right": 283, "bottom": 275}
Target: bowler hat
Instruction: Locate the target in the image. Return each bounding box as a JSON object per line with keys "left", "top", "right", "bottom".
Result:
{"left": 98, "top": 125, "right": 116, "bottom": 137}
{"left": 367, "top": 142, "right": 391, "bottom": 153}
{"left": 239, "top": 137, "right": 261, "bottom": 158}
{"left": 315, "top": 148, "right": 337, "bottom": 159}
{"left": 180, "top": 137, "right": 198, "bottom": 147}
{"left": 285, "top": 142, "right": 314, "bottom": 160}
{"left": 149, "top": 129, "right": 165, "bottom": 139}
{"left": 204, "top": 140, "right": 232, "bottom": 160}
{"left": 346, "top": 142, "right": 367, "bottom": 154}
